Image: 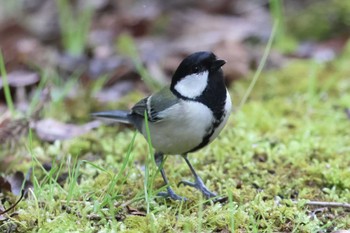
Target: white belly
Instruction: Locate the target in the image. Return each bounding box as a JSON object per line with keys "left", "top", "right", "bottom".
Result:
{"left": 142, "top": 100, "right": 213, "bottom": 154}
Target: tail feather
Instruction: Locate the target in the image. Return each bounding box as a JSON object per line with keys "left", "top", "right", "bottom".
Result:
{"left": 91, "top": 110, "right": 131, "bottom": 124}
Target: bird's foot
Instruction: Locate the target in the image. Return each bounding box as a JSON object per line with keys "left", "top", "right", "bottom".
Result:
{"left": 157, "top": 187, "right": 187, "bottom": 201}
{"left": 178, "top": 177, "right": 217, "bottom": 198}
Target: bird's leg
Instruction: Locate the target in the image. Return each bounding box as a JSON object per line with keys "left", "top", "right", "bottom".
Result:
{"left": 178, "top": 154, "right": 217, "bottom": 198}
{"left": 155, "top": 152, "right": 186, "bottom": 201}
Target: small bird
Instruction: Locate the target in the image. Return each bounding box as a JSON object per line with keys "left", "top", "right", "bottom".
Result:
{"left": 92, "top": 51, "right": 232, "bottom": 200}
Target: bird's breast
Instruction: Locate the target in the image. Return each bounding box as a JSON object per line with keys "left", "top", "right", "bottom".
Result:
{"left": 142, "top": 100, "right": 214, "bottom": 155}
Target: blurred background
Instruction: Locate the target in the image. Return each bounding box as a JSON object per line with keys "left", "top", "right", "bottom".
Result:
{"left": 1, "top": 0, "right": 349, "bottom": 108}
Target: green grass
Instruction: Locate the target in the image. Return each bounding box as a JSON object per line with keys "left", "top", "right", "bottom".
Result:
{"left": 57, "top": 0, "right": 93, "bottom": 56}
{"left": 269, "top": 0, "right": 298, "bottom": 52}
{"left": 143, "top": 110, "right": 155, "bottom": 213}
{"left": 0, "top": 50, "right": 15, "bottom": 115}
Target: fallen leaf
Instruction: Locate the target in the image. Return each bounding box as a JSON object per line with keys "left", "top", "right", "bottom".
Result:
{"left": 94, "top": 80, "right": 134, "bottom": 103}
{"left": 33, "top": 118, "right": 101, "bottom": 142}
{"left": 0, "top": 171, "right": 32, "bottom": 196}
{"left": 0, "top": 70, "right": 40, "bottom": 111}
{"left": 0, "top": 176, "right": 11, "bottom": 193}
{"left": 6, "top": 172, "right": 29, "bottom": 196}
{"left": 0, "top": 70, "right": 39, "bottom": 88}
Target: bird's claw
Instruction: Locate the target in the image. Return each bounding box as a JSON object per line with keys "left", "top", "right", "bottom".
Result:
{"left": 157, "top": 188, "right": 187, "bottom": 201}
{"left": 178, "top": 180, "right": 196, "bottom": 188}
{"left": 178, "top": 178, "right": 217, "bottom": 198}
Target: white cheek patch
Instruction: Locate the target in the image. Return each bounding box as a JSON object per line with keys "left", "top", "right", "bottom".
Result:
{"left": 174, "top": 71, "right": 209, "bottom": 98}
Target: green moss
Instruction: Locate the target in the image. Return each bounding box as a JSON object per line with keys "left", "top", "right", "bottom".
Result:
{"left": 286, "top": 0, "right": 350, "bottom": 40}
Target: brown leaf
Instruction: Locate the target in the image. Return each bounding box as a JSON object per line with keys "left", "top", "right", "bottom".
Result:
{"left": 0, "top": 171, "right": 33, "bottom": 196}
{"left": 0, "top": 70, "right": 39, "bottom": 88}
{"left": 0, "top": 176, "right": 11, "bottom": 193}
{"left": 7, "top": 172, "right": 28, "bottom": 196}
{"left": 33, "top": 118, "right": 101, "bottom": 142}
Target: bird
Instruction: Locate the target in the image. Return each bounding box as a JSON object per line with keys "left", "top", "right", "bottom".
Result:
{"left": 92, "top": 51, "right": 232, "bottom": 201}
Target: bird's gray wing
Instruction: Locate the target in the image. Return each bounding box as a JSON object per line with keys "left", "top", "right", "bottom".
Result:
{"left": 131, "top": 87, "right": 179, "bottom": 122}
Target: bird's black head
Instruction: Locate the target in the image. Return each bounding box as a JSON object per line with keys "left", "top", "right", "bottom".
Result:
{"left": 170, "top": 51, "right": 226, "bottom": 100}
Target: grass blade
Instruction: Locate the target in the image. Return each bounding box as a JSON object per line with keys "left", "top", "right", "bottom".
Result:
{"left": 143, "top": 110, "right": 155, "bottom": 213}
{"left": 0, "top": 50, "right": 15, "bottom": 115}
{"left": 238, "top": 19, "right": 279, "bottom": 109}
{"left": 117, "top": 34, "right": 161, "bottom": 91}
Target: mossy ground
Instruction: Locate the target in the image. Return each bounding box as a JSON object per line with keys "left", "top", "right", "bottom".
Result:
{"left": 1, "top": 52, "right": 350, "bottom": 232}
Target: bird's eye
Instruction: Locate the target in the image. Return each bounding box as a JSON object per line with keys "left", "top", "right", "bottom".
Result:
{"left": 193, "top": 66, "right": 199, "bottom": 73}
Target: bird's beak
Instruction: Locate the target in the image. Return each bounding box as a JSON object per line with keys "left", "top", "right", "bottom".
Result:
{"left": 211, "top": 59, "right": 226, "bottom": 70}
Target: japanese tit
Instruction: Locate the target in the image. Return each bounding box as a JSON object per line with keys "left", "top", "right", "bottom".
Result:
{"left": 92, "top": 51, "right": 232, "bottom": 200}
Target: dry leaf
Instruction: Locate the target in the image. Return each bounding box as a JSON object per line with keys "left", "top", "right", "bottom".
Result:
{"left": 33, "top": 118, "right": 101, "bottom": 142}
{"left": 94, "top": 80, "right": 134, "bottom": 103}
{"left": 0, "top": 70, "right": 39, "bottom": 88}
{"left": 0, "top": 171, "right": 32, "bottom": 196}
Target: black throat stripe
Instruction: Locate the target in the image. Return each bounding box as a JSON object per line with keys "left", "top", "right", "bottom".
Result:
{"left": 187, "top": 116, "right": 224, "bottom": 153}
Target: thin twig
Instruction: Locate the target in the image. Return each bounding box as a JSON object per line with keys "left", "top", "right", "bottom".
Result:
{"left": 293, "top": 200, "right": 350, "bottom": 209}
{"left": 0, "top": 190, "right": 25, "bottom": 216}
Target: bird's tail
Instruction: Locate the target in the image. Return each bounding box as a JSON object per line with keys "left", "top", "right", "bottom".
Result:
{"left": 91, "top": 110, "right": 131, "bottom": 124}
